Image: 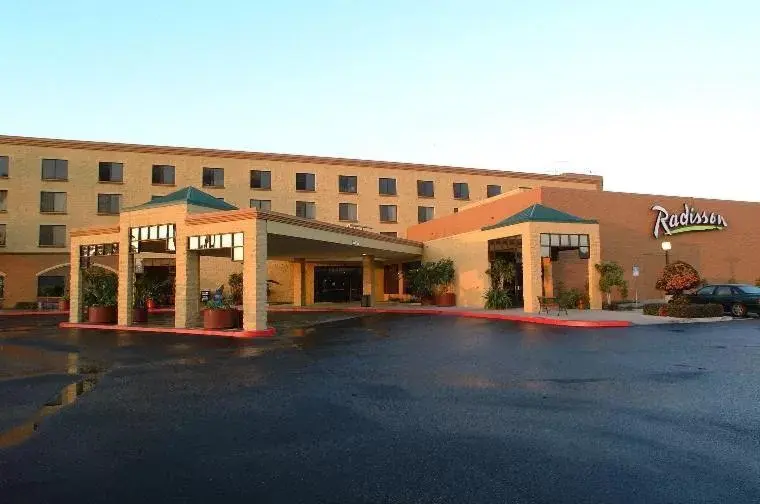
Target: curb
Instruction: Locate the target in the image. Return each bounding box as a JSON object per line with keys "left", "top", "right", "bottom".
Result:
{"left": 58, "top": 322, "right": 276, "bottom": 338}
{"left": 267, "top": 306, "right": 633, "bottom": 328}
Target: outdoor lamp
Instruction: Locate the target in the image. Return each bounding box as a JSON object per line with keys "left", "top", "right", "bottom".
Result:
{"left": 661, "top": 241, "right": 672, "bottom": 266}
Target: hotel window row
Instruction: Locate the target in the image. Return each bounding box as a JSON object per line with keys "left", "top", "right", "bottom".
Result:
{"left": 5, "top": 155, "right": 504, "bottom": 198}
{"left": 249, "top": 200, "right": 438, "bottom": 224}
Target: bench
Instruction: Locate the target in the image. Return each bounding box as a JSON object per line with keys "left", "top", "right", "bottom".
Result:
{"left": 537, "top": 296, "right": 569, "bottom": 316}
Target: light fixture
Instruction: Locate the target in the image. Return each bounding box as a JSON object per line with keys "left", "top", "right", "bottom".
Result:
{"left": 661, "top": 241, "right": 672, "bottom": 251}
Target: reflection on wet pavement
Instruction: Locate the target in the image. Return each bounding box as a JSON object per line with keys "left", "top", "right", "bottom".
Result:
{"left": 0, "top": 376, "right": 99, "bottom": 449}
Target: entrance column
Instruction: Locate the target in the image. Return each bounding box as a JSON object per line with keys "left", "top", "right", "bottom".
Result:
{"left": 521, "top": 230, "right": 543, "bottom": 313}
{"left": 587, "top": 232, "right": 603, "bottom": 309}
{"left": 69, "top": 239, "right": 84, "bottom": 323}
{"left": 175, "top": 235, "right": 201, "bottom": 329}
{"left": 243, "top": 219, "right": 268, "bottom": 331}
{"left": 542, "top": 257, "right": 554, "bottom": 298}
{"left": 292, "top": 258, "right": 306, "bottom": 306}
{"left": 117, "top": 232, "right": 134, "bottom": 326}
{"left": 362, "top": 255, "right": 374, "bottom": 306}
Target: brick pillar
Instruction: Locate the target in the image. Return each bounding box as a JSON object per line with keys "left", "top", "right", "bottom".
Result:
{"left": 243, "top": 219, "right": 268, "bottom": 331}
{"left": 397, "top": 263, "right": 404, "bottom": 297}
{"left": 117, "top": 233, "right": 134, "bottom": 326}
{"left": 292, "top": 258, "right": 306, "bottom": 306}
{"left": 522, "top": 231, "right": 543, "bottom": 313}
{"left": 69, "top": 239, "right": 83, "bottom": 323}
{"left": 175, "top": 247, "right": 200, "bottom": 329}
{"left": 588, "top": 232, "right": 603, "bottom": 309}
{"left": 362, "top": 255, "right": 374, "bottom": 306}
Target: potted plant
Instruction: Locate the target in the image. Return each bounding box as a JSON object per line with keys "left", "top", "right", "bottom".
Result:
{"left": 59, "top": 289, "right": 70, "bottom": 311}
{"left": 202, "top": 292, "right": 238, "bottom": 329}
{"left": 132, "top": 276, "right": 150, "bottom": 323}
{"left": 407, "top": 263, "right": 436, "bottom": 305}
{"left": 432, "top": 258, "right": 456, "bottom": 306}
{"left": 83, "top": 268, "right": 118, "bottom": 324}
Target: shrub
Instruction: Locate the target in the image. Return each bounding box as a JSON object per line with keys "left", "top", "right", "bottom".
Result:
{"left": 643, "top": 302, "right": 723, "bottom": 318}
{"left": 228, "top": 273, "right": 243, "bottom": 305}
{"left": 483, "top": 287, "right": 513, "bottom": 309}
{"left": 655, "top": 261, "right": 701, "bottom": 295}
{"left": 595, "top": 261, "right": 628, "bottom": 306}
{"left": 83, "top": 268, "right": 118, "bottom": 307}
{"left": 643, "top": 303, "right": 664, "bottom": 316}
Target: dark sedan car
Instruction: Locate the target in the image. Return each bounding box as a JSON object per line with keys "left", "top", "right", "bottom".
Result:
{"left": 689, "top": 284, "right": 760, "bottom": 317}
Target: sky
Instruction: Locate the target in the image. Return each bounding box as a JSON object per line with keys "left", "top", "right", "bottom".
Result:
{"left": 1, "top": 0, "right": 759, "bottom": 201}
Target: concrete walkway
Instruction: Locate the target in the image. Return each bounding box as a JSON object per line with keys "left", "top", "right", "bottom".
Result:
{"left": 268, "top": 302, "right": 737, "bottom": 327}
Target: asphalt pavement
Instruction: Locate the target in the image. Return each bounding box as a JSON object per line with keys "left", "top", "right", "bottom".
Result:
{"left": 1, "top": 314, "right": 759, "bottom": 503}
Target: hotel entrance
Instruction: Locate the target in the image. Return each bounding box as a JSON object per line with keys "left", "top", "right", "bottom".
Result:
{"left": 314, "top": 266, "right": 362, "bottom": 303}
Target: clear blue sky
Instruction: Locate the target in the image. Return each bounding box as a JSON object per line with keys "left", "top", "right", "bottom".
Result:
{"left": 1, "top": 0, "right": 758, "bottom": 201}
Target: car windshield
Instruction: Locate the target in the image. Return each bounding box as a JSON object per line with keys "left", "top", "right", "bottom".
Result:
{"left": 737, "top": 285, "right": 760, "bottom": 295}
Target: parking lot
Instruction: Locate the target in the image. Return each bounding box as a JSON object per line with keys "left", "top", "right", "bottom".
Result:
{"left": 1, "top": 314, "right": 759, "bottom": 503}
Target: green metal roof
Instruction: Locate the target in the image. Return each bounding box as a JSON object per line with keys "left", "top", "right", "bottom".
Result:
{"left": 481, "top": 203, "right": 597, "bottom": 230}
{"left": 127, "top": 186, "right": 238, "bottom": 212}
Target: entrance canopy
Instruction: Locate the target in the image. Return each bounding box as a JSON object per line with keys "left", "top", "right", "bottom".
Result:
{"left": 68, "top": 187, "right": 423, "bottom": 332}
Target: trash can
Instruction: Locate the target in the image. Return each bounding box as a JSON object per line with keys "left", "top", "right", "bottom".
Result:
{"left": 361, "top": 294, "right": 372, "bottom": 307}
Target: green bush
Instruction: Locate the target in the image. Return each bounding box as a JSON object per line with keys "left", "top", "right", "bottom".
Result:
{"left": 484, "top": 287, "right": 512, "bottom": 309}
{"left": 643, "top": 302, "right": 723, "bottom": 318}
{"left": 83, "top": 268, "right": 118, "bottom": 307}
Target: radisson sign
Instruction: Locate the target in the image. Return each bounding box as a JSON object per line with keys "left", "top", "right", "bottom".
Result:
{"left": 651, "top": 203, "right": 728, "bottom": 238}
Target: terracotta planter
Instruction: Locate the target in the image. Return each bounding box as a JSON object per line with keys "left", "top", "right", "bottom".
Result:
{"left": 434, "top": 292, "right": 456, "bottom": 307}
{"left": 132, "top": 307, "right": 148, "bottom": 323}
{"left": 420, "top": 295, "right": 436, "bottom": 306}
{"left": 146, "top": 299, "right": 156, "bottom": 310}
{"left": 59, "top": 299, "right": 70, "bottom": 311}
{"left": 202, "top": 308, "right": 237, "bottom": 330}
{"left": 577, "top": 300, "right": 586, "bottom": 310}
{"left": 88, "top": 306, "right": 117, "bottom": 324}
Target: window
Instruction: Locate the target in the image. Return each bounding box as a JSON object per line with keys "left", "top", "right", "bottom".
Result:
{"left": 39, "top": 225, "right": 66, "bottom": 247}
{"left": 40, "top": 192, "right": 67, "bottom": 213}
{"left": 296, "top": 172, "right": 315, "bottom": 191}
{"left": 418, "top": 206, "right": 434, "bottom": 223}
{"left": 0, "top": 190, "right": 6, "bottom": 211}
{"left": 339, "top": 175, "right": 357, "bottom": 193}
{"left": 98, "top": 162, "right": 123, "bottom": 182}
{"left": 696, "top": 286, "right": 715, "bottom": 296}
{"left": 97, "top": 194, "right": 122, "bottom": 215}
{"left": 296, "top": 201, "right": 316, "bottom": 219}
{"left": 453, "top": 182, "right": 469, "bottom": 200}
{"left": 540, "top": 233, "right": 590, "bottom": 259}
{"left": 380, "top": 231, "right": 397, "bottom": 237}
{"left": 339, "top": 202, "right": 357, "bottom": 221}
{"left": 37, "top": 275, "right": 65, "bottom": 297}
{"left": 0, "top": 224, "right": 5, "bottom": 246}
{"left": 487, "top": 184, "right": 501, "bottom": 197}
{"left": 250, "top": 199, "right": 272, "bottom": 210}
{"left": 0, "top": 274, "right": 4, "bottom": 298}
{"left": 379, "top": 205, "right": 397, "bottom": 223}
{"left": 41, "top": 159, "right": 68, "bottom": 180}
{"left": 152, "top": 165, "right": 175, "bottom": 185}
{"left": 202, "top": 167, "right": 224, "bottom": 188}
{"left": 738, "top": 285, "right": 760, "bottom": 295}
{"left": 0, "top": 156, "right": 8, "bottom": 178}
{"left": 417, "top": 180, "right": 434, "bottom": 197}
{"left": 250, "top": 170, "right": 271, "bottom": 189}
{"left": 715, "top": 286, "right": 733, "bottom": 296}
{"left": 378, "top": 177, "right": 397, "bottom": 196}
{"left": 453, "top": 208, "right": 459, "bottom": 213}
{"left": 151, "top": 195, "right": 164, "bottom": 201}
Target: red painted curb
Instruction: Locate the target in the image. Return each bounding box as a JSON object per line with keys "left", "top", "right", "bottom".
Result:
{"left": 267, "top": 306, "right": 632, "bottom": 328}
{"left": 58, "top": 322, "right": 276, "bottom": 338}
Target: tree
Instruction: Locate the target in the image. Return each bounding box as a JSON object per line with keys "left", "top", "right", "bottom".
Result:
{"left": 594, "top": 261, "right": 628, "bottom": 305}
{"left": 655, "top": 261, "right": 701, "bottom": 296}
{"left": 486, "top": 258, "right": 516, "bottom": 290}
{"left": 228, "top": 273, "right": 243, "bottom": 304}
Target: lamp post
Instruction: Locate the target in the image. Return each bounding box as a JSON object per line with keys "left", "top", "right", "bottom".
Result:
{"left": 661, "top": 241, "right": 672, "bottom": 267}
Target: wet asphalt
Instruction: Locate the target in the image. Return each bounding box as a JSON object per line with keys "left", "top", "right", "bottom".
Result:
{"left": 1, "top": 313, "right": 759, "bottom": 503}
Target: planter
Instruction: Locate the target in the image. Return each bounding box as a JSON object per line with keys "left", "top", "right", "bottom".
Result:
{"left": 420, "top": 295, "right": 436, "bottom": 306}
{"left": 146, "top": 299, "right": 156, "bottom": 310}
{"left": 88, "top": 306, "right": 117, "bottom": 324}
{"left": 434, "top": 292, "right": 456, "bottom": 307}
{"left": 132, "top": 307, "right": 148, "bottom": 323}
{"left": 59, "top": 299, "right": 70, "bottom": 311}
{"left": 577, "top": 300, "right": 586, "bottom": 310}
{"left": 202, "top": 308, "right": 237, "bottom": 330}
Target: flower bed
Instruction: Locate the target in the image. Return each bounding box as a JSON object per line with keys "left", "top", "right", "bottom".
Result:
{"left": 643, "top": 302, "right": 723, "bottom": 318}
